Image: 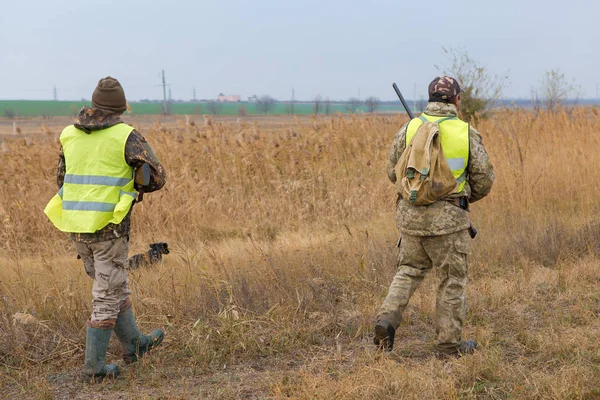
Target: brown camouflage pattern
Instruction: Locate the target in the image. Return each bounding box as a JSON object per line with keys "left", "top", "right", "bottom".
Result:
{"left": 56, "top": 107, "right": 166, "bottom": 243}
{"left": 377, "top": 229, "right": 470, "bottom": 353}
{"left": 74, "top": 106, "right": 124, "bottom": 132}
{"left": 386, "top": 102, "right": 495, "bottom": 236}
{"left": 428, "top": 76, "right": 463, "bottom": 101}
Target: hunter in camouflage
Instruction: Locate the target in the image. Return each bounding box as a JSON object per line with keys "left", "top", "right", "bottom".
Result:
{"left": 52, "top": 77, "right": 168, "bottom": 380}
{"left": 375, "top": 76, "right": 495, "bottom": 355}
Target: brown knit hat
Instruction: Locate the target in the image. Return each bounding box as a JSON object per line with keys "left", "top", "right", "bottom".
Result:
{"left": 91, "top": 77, "right": 127, "bottom": 113}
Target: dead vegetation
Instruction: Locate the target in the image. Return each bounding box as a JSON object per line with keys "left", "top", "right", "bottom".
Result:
{"left": 2, "top": 109, "right": 600, "bottom": 399}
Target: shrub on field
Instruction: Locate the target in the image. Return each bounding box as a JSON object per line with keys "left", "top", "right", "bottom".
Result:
{"left": 364, "top": 96, "right": 380, "bottom": 113}
{"left": 207, "top": 101, "right": 222, "bottom": 115}
{"left": 536, "top": 68, "right": 582, "bottom": 112}
{"left": 256, "top": 95, "right": 276, "bottom": 114}
{"left": 345, "top": 98, "right": 362, "bottom": 113}
{"left": 4, "top": 108, "right": 16, "bottom": 119}
{"left": 437, "top": 47, "right": 508, "bottom": 124}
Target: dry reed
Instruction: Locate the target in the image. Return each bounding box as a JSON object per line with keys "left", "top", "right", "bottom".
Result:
{"left": 1, "top": 109, "right": 600, "bottom": 399}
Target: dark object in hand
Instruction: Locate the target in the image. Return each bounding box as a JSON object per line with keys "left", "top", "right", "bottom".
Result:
{"left": 134, "top": 163, "right": 151, "bottom": 202}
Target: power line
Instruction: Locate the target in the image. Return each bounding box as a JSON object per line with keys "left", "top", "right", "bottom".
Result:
{"left": 161, "top": 70, "right": 168, "bottom": 115}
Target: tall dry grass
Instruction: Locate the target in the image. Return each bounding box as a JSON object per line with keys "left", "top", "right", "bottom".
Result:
{"left": 1, "top": 109, "right": 600, "bottom": 399}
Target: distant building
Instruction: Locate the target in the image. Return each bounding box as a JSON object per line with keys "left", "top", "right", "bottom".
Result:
{"left": 247, "top": 95, "right": 258, "bottom": 103}
{"left": 216, "top": 94, "right": 241, "bottom": 102}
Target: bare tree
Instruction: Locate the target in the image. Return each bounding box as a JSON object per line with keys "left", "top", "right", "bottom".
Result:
{"left": 364, "top": 96, "right": 380, "bottom": 113}
{"left": 256, "top": 95, "right": 276, "bottom": 115}
{"left": 539, "top": 68, "right": 581, "bottom": 112}
{"left": 346, "top": 97, "right": 362, "bottom": 113}
{"left": 324, "top": 97, "right": 331, "bottom": 115}
{"left": 4, "top": 108, "right": 16, "bottom": 119}
{"left": 437, "top": 47, "right": 508, "bottom": 123}
{"left": 313, "top": 95, "right": 323, "bottom": 115}
{"left": 530, "top": 86, "right": 542, "bottom": 112}
{"left": 206, "top": 101, "right": 222, "bottom": 115}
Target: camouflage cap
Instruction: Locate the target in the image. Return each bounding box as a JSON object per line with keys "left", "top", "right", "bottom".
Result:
{"left": 428, "top": 76, "right": 463, "bottom": 102}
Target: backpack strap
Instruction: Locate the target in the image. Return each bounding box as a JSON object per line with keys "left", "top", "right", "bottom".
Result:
{"left": 456, "top": 169, "right": 468, "bottom": 184}
{"left": 419, "top": 115, "right": 457, "bottom": 124}
{"left": 434, "top": 116, "right": 457, "bottom": 124}
{"left": 407, "top": 116, "right": 459, "bottom": 147}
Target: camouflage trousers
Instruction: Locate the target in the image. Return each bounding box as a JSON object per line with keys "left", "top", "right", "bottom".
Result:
{"left": 74, "top": 236, "right": 132, "bottom": 323}
{"left": 377, "top": 229, "right": 470, "bottom": 353}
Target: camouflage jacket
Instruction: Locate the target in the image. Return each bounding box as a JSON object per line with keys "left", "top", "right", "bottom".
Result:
{"left": 56, "top": 107, "right": 166, "bottom": 243}
{"left": 387, "top": 102, "right": 494, "bottom": 236}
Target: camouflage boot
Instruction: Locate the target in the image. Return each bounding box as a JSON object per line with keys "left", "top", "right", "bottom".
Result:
{"left": 373, "top": 319, "right": 395, "bottom": 352}
{"left": 81, "top": 326, "right": 120, "bottom": 381}
{"left": 113, "top": 307, "right": 164, "bottom": 364}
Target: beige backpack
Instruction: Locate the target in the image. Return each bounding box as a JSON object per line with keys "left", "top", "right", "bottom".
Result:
{"left": 395, "top": 118, "right": 458, "bottom": 206}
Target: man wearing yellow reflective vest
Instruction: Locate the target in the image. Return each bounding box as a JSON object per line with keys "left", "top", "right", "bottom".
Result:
{"left": 374, "top": 76, "right": 495, "bottom": 355}
{"left": 44, "top": 77, "right": 167, "bottom": 380}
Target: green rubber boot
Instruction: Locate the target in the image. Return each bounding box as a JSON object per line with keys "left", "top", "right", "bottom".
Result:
{"left": 81, "top": 327, "right": 120, "bottom": 381}
{"left": 114, "top": 307, "right": 164, "bottom": 364}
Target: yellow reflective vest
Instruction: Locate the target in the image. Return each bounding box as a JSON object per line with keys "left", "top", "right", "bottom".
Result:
{"left": 406, "top": 114, "right": 470, "bottom": 193}
{"left": 44, "top": 123, "right": 137, "bottom": 233}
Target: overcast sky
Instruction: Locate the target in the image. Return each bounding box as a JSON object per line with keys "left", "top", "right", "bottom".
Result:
{"left": 1, "top": 0, "right": 598, "bottom": 102}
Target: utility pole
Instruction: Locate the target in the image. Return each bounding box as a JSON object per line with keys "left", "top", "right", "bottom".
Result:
{"left": 53, "top": 85, "right": 57, "bottom": 101}
{"left": 291, "top": 87, "right": 295, "bottom": 115}
{"left": 193, "top": 87, "right": 196, "bottom": 101}
{"left": 161, "top": 70, "right": 168, "bottom": 115}
{"left": 358, "top": 88, "right": 361, "bottom": 101}
{"left": 413, "top": 82, "right": 417, "bottom": 113}
{"left": 596, "top": 83, "right": 599, "bottom": 105}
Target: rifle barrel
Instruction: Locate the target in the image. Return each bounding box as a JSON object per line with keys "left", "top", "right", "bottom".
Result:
{"left": 392, "top": 83, "right": 415, "bottom": 119}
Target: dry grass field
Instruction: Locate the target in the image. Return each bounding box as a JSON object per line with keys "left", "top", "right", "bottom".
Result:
{"left": 2, "top": 108, "right": 600, "bottom": 399}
